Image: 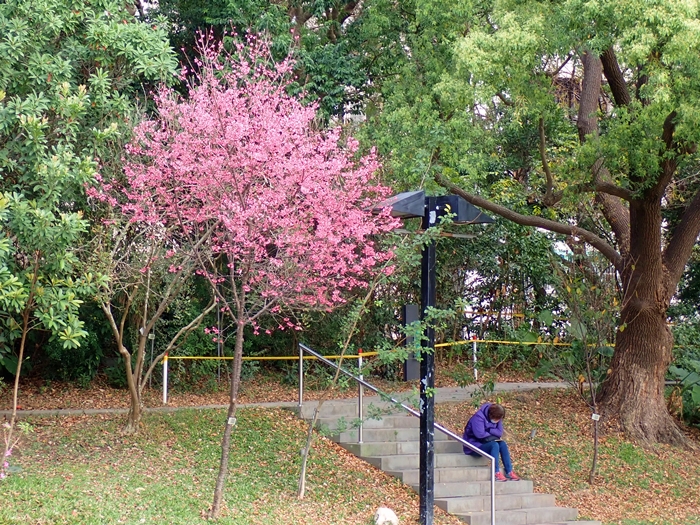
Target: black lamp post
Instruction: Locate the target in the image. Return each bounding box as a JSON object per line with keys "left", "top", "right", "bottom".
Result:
{"left": 375, "top": 191, "right": 493, "bottom": 525}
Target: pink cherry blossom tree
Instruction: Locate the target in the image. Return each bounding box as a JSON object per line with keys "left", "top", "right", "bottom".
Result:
{"left": 120, "top": 34, "right": 398, "bottom": 518}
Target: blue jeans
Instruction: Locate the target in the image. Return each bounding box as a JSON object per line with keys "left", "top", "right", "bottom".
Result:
{"left": 478, "top": 440, "right": 513, "bottom": 474}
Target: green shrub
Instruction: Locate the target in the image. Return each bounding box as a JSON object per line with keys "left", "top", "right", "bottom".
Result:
{"left": 44, "top": 330, "right": 103, "bottom": 383}
{"left": 104, "top": 364, "right": 128, "bottom": 389}
{"left": 668, "top": 361, "right": 700, "bottom": 427}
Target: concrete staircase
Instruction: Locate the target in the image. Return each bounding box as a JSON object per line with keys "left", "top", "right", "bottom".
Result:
{"left": 297, "top": 398, "right": 601, "bottom": 525}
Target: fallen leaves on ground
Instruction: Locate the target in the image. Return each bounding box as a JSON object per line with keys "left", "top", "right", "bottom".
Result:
{"left": 437, "top": 389, "right": 700, "bottom": 525}
{"left": 5, "top": 407, "right": 464, "bottom": 525}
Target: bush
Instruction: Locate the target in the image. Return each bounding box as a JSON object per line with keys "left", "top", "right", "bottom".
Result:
{"left": 44, "top": 330, "right": 103, "bottom": 384}
{"left": 104, "top": 363, "right": 128, "bottom": 389}
{"left": 668, "top": 361, "right": 700, "bottom": 427}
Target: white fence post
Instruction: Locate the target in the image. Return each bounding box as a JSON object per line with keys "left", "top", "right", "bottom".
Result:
{"left": 162, "top": 354, "right": 169, "bottom": 405}
{"left": 358, "top": 349, "right": 363, "bottom": 444}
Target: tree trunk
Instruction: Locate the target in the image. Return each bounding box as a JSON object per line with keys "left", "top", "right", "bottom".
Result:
{"left": 599, "top": 288, "right": 685, "bottom": 444}
{"left": 597, "top": 188, "right": 688, "bottom": 445}
{"left": 124, "top": 405, "right": 142, "bottom": 434}
{"left": 122, "top": 348, "right": 142, "bottom": 435}
{"left": 297, "top": 404, "right": 321, "bottom": 500}
{"left": 4, "top": 264, "right": 38, "bottom": 465}
{"left": 3, "top": 304, "right": 32, "bottom": 466}
{"left": 209, "top": 320, "right": 245, "bottom": 519}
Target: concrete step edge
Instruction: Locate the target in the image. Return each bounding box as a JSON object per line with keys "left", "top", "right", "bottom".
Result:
{"left": 451, "top": 506, "right": 578, "bottom": 525}
{"left": 410, "top": 480, "right": 535, "bottom": 497}
{"left": 434, "top": 492, "right": 556, "bottom": 512}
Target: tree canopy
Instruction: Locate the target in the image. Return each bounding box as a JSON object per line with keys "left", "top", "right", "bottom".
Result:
{"left": 0, "top": 0, "right": 178, "bottom": 469}
{"left": 358, "top": 0, "right": 700, "bottom": 443}
{"left": 4, "top": 0, "right": 700, "bottom": 449}
{"left": 152, "top": 0, "right": 369, "bottom": 119}
{"left": 0, "top": 0, "right": 177, "bottom": 370}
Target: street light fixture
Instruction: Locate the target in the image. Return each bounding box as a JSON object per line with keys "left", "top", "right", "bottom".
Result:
{"left": 374, "top": 190, "right": 493, "bottom": 525}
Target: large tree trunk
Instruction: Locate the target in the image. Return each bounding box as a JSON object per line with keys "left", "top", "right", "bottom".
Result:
{"left": 599, "top": 198, "right": 686, "bottom": 444}
{"left": 599, "top": 301, "right": 684, "bottom": 444}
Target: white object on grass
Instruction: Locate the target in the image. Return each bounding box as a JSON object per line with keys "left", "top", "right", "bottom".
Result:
{"left": 374, "top": 507, "right": 399, "bottom": 525}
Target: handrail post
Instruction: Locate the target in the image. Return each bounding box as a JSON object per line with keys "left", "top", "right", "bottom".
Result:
{"left": 358, "top": 348, "right": 363, "bottom": 444}
{"left": 162, "top": 353, "right": 169, "bottom": 405}
{"left": 490, "top": 455, "right": 496, "bottom": 525}
{"left": 298, "top": 343, "right": 304, "bottom": 412}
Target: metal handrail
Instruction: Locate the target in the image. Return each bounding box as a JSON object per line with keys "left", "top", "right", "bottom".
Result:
{"left": 298, "top": 343, "right": 495, "bottom": 525}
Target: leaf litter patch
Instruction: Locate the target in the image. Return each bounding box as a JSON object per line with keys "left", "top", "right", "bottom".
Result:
{"left": 436, "top": 388, "right": 700, "bottom": 525}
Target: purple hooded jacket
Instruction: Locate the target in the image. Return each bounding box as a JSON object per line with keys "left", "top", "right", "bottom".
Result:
{"left": 462, "top": 403, "right": 504, "bottom": 454}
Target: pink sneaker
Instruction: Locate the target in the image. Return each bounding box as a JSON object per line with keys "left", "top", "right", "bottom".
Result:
{"left": 507, "top": 471, "right": 521, "bottom": 481}
{"left": 494, "top": 472, "right": 507, "bottom": 482}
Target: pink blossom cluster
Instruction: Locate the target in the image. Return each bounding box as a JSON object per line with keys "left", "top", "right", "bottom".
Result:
{"left": 116, "top": 33, "right": 399, "bottom": 322}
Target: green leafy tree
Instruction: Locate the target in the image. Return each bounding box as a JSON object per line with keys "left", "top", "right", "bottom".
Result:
{"left": 361, "top": 0, "right": 700, "bottom": 443}
{"left": 0, "top": 191, "right": 94, "bottom": 465}
{"left": 0, "top": 0, "right": 177, "bottom": 451}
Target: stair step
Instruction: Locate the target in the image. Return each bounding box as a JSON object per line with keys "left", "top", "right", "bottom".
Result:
{"left": 298, "top": 399, "right": 400, "bottom": 419}
{"left": 362, "top": 452, "right": 488, "bottom": 470}
{"left": 331, "top": 427, "right": 451, "bottom": 443}
{"left": 436, "top": 492, "right": 556, "bottom": 513}
{"left": 454, "top": 506, "right": 578, "bottom": 525}
{"left": 315, "top": 414, "right": 420, "bottom": 430}
{"left": 386, "top": 466, "right": 492, "bottom": 484}
{"left": 341, "top": 439, "right": 464, "bottom": 456}
{"left": 417, "top": 480, "right": 534, "bottom": 498}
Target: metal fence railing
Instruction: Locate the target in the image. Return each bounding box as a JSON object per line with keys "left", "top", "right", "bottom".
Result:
{"left": 297, "top": 342, "right": 496, "bottom": 525}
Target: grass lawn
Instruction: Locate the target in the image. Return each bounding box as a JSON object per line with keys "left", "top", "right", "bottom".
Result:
{"left": 3, "top": 388, "right": 699, "bottom": 525}
{"left": 437, "top": 389, "right": 700, "bottom": 525}
{"left": 1, "top": 407, "right": 463, "bottom": 525}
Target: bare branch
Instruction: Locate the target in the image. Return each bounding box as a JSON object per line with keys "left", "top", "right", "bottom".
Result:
{"left": 496, "top": 92, "right": 513, "bottom": 107}
{"left": 140, "top": 300, "right": 218, "bottom": 395}
{"left": 552, "top": 53, "right": 573, "bottom": 78}
{"left": 575, "top": 52, "right": 632, "bottom": 256}
{"left": 662, "top": 110, "right": 677, "bottom": 151}
{"left": 645, "top": 111, "right": 679, "bottom": 201}
{"left": 594, "top": 180, "right": 634, "bottom": 201}
{"left": 595, "top": 194, "right": 631, "bottom": 259}
{"left": 435, "top": 173, "right": 623, "bottom": 270}
{"left": 577, "top": 52, "right": 603, "bottom": 142}
{"left": 118, "top": 288, "right": 136, "bottom": 351}
{"left": 542, "top": 178, "right": 633, "bottom": 207}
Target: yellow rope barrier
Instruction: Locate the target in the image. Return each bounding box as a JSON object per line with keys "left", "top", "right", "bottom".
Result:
{"left": 164, "top": 340, "right": 595, "bottom": 362}
{"left": 165, "top": 352, "right": 380, "bottom": 361}
{"left": 163, "top": 338, "right": 621, "bottom": 363}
